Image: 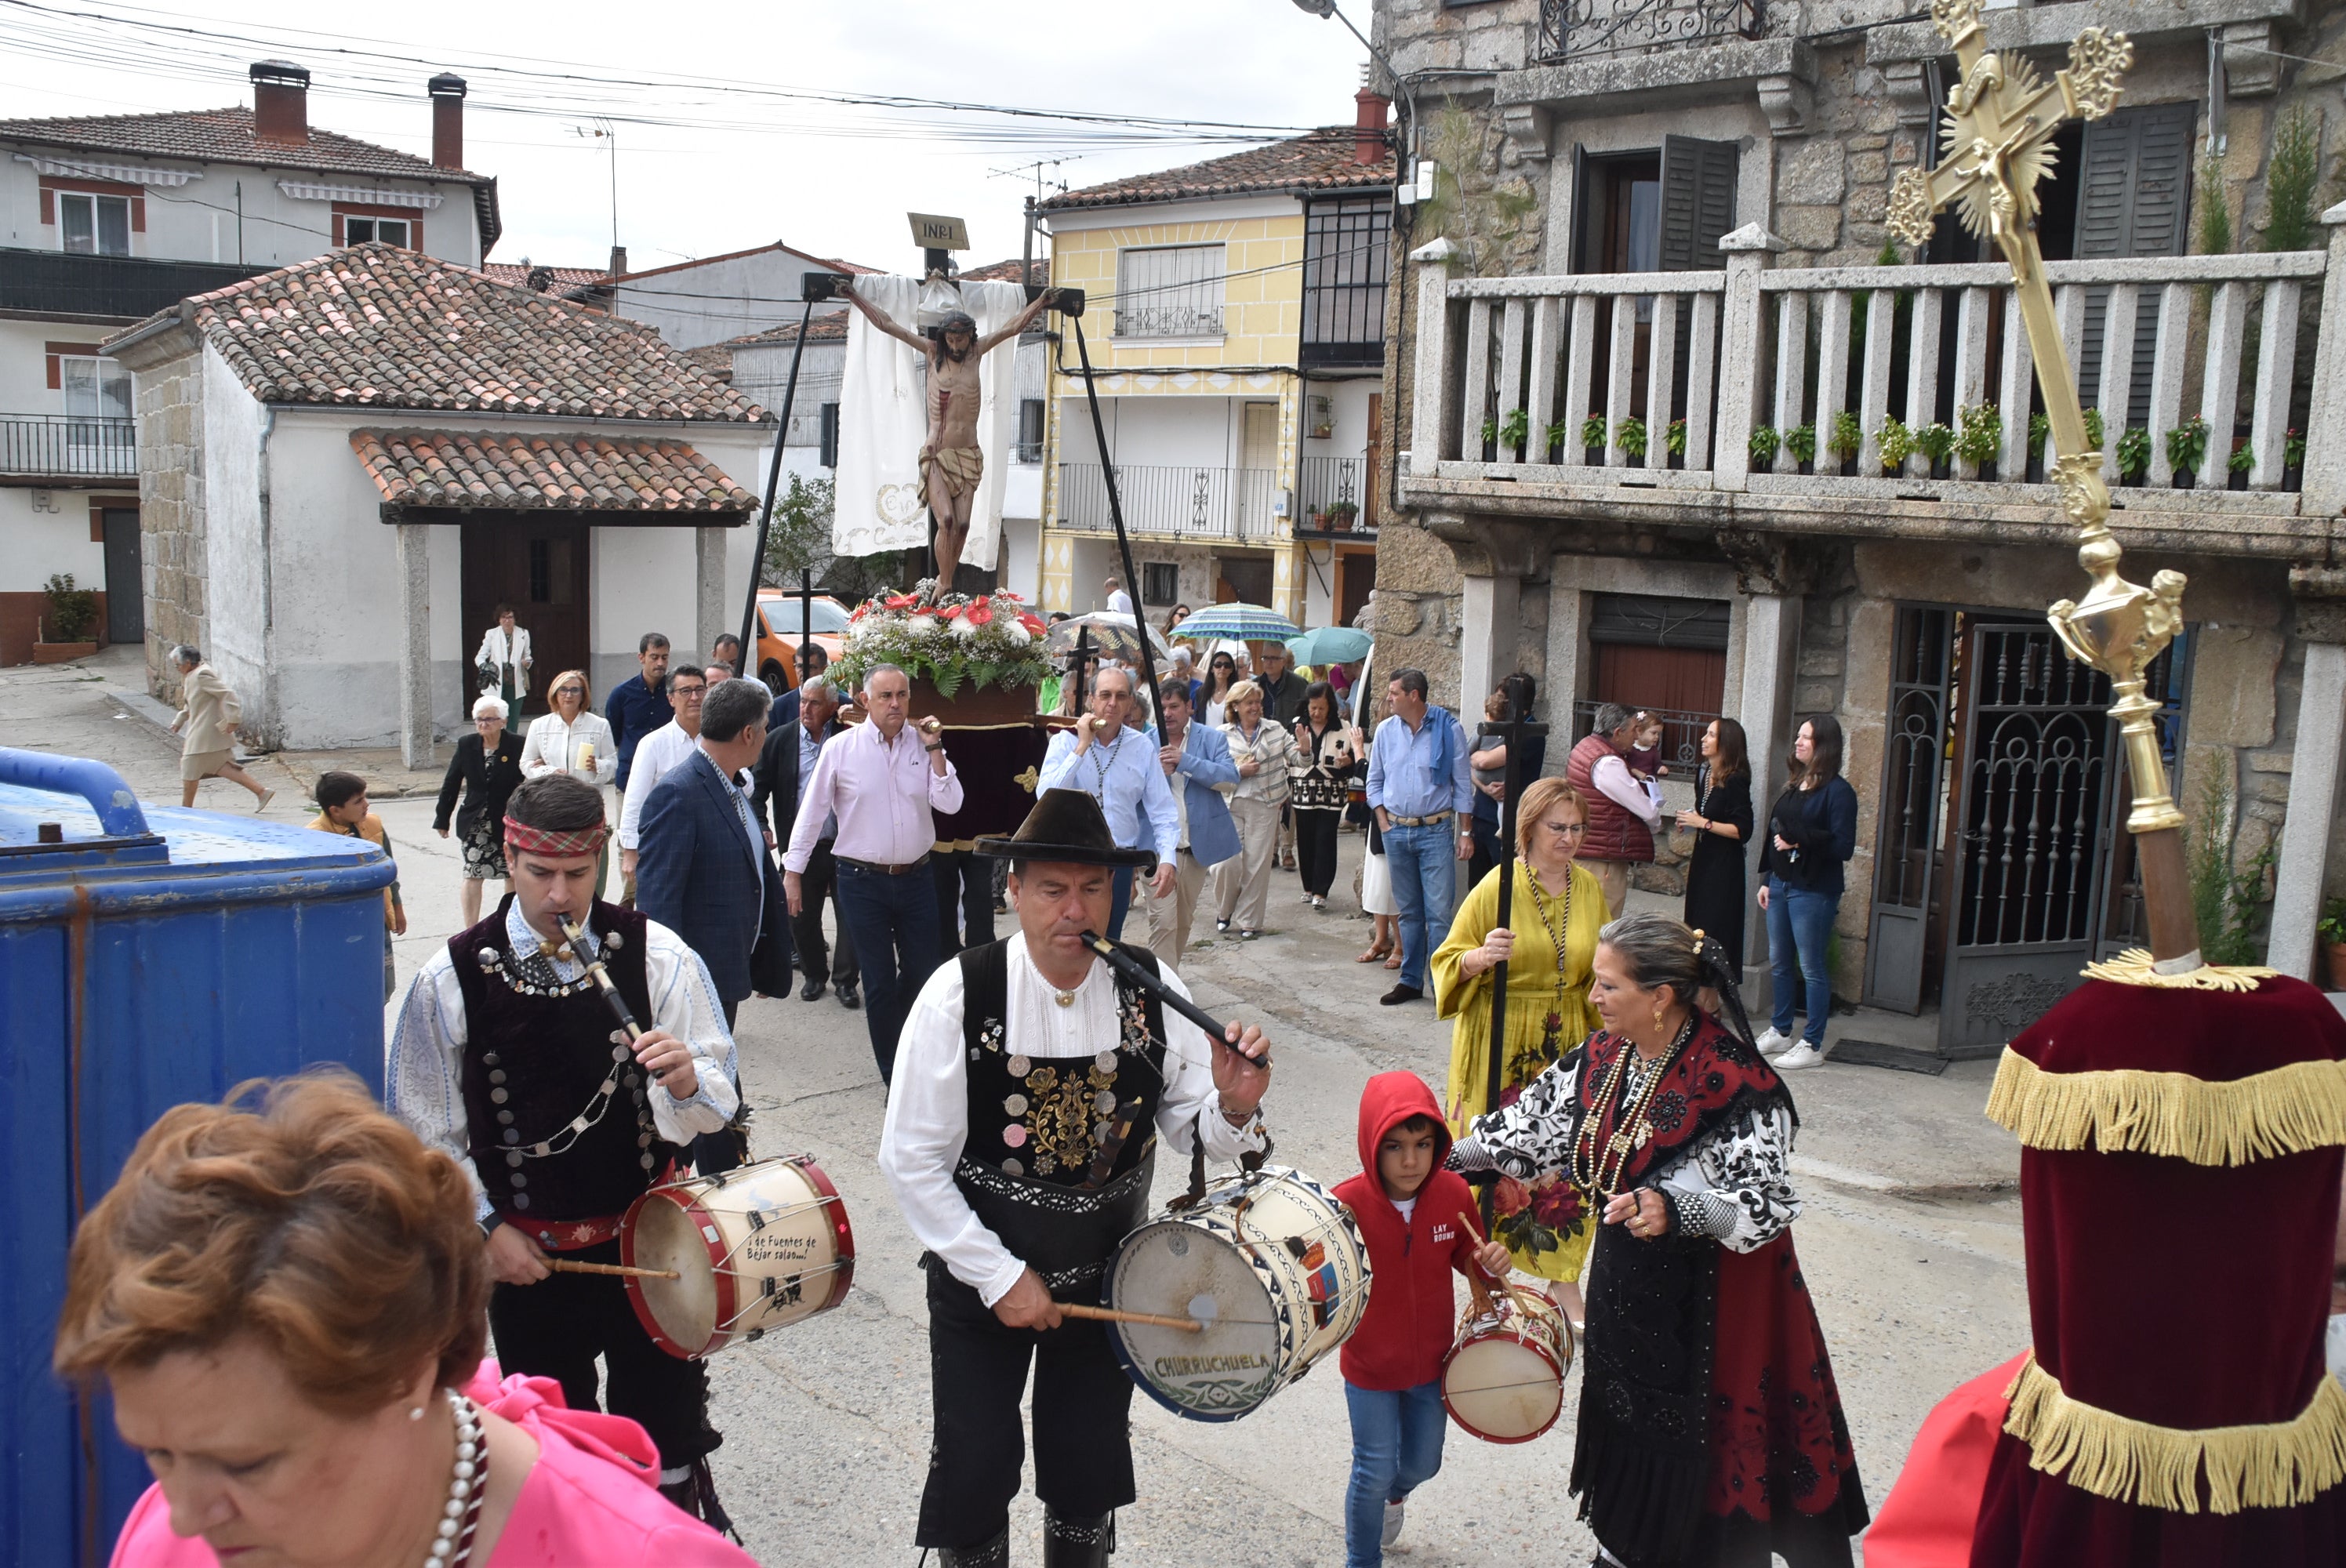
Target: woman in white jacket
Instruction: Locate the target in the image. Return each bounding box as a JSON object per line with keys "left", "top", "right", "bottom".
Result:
{"left": 520, "top": 668, "right": 619, "bottom": 892}
{"left": 474, "top": 605, "right": 532, "bottom": 715}
{"left": 1213, "top": 680, "right": 1296, "bottom": 940}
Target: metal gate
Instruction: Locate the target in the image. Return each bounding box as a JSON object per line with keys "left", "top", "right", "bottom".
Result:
{"left": 1938, "top": 622, "right": 2116, "bottom": 1053}
{"left": 1861, "top": 608, "right": 1954, "bottom": 1013}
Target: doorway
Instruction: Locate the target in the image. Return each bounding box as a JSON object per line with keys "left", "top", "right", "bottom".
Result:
{"left": 1335, "top": 546, "right": 1375, "bottom": 631}
{"left": 460, "top": 516, "right": 590, "bottom": 719}
{"left": 100, "top": 507, "right": 142, "bottom": 644}
{"left": 1238, "top": 401, "right": 1279, "bottom": 535}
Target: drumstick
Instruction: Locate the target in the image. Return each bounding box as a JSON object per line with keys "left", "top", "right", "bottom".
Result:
{"left": 545, "top": 1258, "right": 681, "bottom": 1281}
{"left": 1077, "top": 931, "right": 1273, "bottom": 1068}
{"left": 1458, "top": 1210, "right": 1498, "bottom": 1316}
{"left": 1057, "top": 1302, "right": 1204, "bottom": 1333}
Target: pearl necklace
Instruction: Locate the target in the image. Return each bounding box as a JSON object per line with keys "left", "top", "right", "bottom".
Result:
{"left": 1569, "top": 1016, "right": 1696, "bottom": 1199}
{"left": 426, "top": 1387, "right": 488, "bottom": 1568}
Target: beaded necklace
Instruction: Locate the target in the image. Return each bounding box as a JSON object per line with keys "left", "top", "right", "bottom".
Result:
{"left": 1088, "top": 728, "right": 1125, "bottom": 791}
{"left": 1569, "top": 1014, "right": 1697, "bottom": 1198}
{"left": 1520, "top": 863, "right": 1576, "bottom": 1068}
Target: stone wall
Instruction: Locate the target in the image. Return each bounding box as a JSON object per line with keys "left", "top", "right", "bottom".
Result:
{"left": 125, "top": 343, "right": 207, "bottom": 707}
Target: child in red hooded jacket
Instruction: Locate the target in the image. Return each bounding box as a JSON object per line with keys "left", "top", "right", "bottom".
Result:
{"left": 1331, "top": 1070, "right": 1510, "bottom": 1567}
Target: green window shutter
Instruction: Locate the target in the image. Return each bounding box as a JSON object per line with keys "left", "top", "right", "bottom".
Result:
{"left": 1658, "top": 135, "right": 1738, "bottom": 272}
{"left": 2076, "top": 101, "right": 2195, "bottom": 416}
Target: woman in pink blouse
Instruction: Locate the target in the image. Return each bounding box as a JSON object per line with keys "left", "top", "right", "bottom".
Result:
{"left": 55, "top": 1072, "right": 754, "bottom": 1568}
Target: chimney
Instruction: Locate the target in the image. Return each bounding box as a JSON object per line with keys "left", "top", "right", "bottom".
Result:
{"left": 1353, "top": 65, "right": 1390, "bottom": 167}
{"left": 250, "top": 60, "right": 310, "bottom": 144}
{"left": 608, "top": 245, "right": 628, "bottom": 277}
{"left": 429, "top": 73, "right": 467, "bottom": 170}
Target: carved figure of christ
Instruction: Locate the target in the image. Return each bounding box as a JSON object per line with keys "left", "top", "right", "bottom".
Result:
{"left": 839, "top": 279, "right": 1055, "bottom": 592}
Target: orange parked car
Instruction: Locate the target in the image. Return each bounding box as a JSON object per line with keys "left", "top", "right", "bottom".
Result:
{"left": 754, "top": 589, "right": 851, "bottom": 691}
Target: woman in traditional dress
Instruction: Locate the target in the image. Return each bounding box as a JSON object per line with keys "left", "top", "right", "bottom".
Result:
{"left": 1676, "top": 716, "right": 1754, "bottom": 970}
{"left": 1431, "top": 775, "right": 1607, "bottom": 1305}
{"left": 55, "top": 1072, "right": 754, "bottom": 1566}
{"left": 1450, "top": 912, "right": 1868, "bottom": 1568}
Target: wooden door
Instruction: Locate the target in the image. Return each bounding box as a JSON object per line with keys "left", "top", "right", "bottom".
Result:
{"left": 1364, "top": 392, "right": 1382, "bottom": 523}
{"left": 461, "top": 516, "right": 590, "bottom": 717}
{"left": 100, "top": 508, "right": 142, "bottom": 644}
{"left": 1238, "top": 402, "right": 1278, "bottom": 535}
{"left": 1335, "top": 546, "right": 1375, "bottom": 630}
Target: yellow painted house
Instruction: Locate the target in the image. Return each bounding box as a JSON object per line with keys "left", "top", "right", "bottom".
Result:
{"left": 1037, "top": 99, "right": 1394, "bottom": 630}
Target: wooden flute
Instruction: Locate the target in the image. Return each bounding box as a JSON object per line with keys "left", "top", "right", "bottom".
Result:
{"left": 1077, "top": 931, "right": 1271, "bottom": 1069}
{"left": 560, "top": 916, "right": 644, "bottom": 1044}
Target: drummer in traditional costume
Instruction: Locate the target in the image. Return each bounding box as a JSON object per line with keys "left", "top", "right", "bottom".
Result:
{"left": 879, "top": 788, "right": 1272, "bottom": 1568}
{"left": 386, "top": 773, "right": 743, "bottom": 1525}
{"left": 1449, "top": 910, "right": 1867, "bottom": 1566}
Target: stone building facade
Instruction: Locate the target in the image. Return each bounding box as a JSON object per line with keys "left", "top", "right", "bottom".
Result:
{"left": 1369, "top": 0, "right": 2346, "bottom": 1051}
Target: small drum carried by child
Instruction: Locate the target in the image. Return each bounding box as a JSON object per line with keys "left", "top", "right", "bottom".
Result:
{"left": 1102, "top": 1165, "right": 1369, "bottom": 1421}
{"left": 620, "top": 1153, "right": 855, "bottom": 1359}
{"left": 1440, "top": 1283, "right": 1574, "bottom": 1443}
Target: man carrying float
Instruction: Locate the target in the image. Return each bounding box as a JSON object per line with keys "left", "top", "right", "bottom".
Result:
{"left": 878, "top": 788, "right": 1273, "bottom": 1568}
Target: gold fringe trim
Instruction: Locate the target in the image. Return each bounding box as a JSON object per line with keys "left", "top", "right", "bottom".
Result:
{"left": 2002, "top": 1352, "right": 2346, "bottom": 1513}
{"left": 2079, "top": 948, "right": 2278, "bottom": 990}
{"left": 1986, "top": 1049, "right": 2346, "bottom": 1166}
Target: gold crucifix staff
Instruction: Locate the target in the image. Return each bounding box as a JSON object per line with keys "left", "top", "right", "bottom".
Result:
{"left": 1886, "top": 0, "right": 2204, "bottom": 971}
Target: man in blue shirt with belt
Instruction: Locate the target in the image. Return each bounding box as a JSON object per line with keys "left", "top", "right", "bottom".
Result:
{"left": 1364, "top": 667, "right": 1472, "bottom": 1006}
{"left": 606, "top": 632, "right": 674, "bottom": 790}
{"left": 1037, "top": 666, "right": 1178, "bottom": 941}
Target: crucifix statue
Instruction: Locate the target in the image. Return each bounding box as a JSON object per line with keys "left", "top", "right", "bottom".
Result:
{"left": 1886, "top": 0, "right": 2205, "bottom": 971}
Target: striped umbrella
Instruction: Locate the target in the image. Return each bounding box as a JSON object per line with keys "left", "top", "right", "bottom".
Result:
{"left": 1171, "top": 603, "right": 1302, "bottom": 643}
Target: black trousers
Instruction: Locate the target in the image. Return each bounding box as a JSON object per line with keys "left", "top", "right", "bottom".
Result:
{"left": 488, "top": 1236, "right": 712, "bottom": 1471}
{"left": 790, "top": 837, "right": 860, "bottom": 987}
{"left": 692, "top": 1004, "right": 747, "bottom": 1178}
{"left": 1468, "top": 812, "right": 1502, "bottom": 894}
{"left": 1294, "top": 807, "right": 1342, "bottom": 897}
{"left": 932, "top": 848, "right": 997, "bottom": 956}
{"left": 914, "top": 1261, "right": 1136, "bottom": 1550}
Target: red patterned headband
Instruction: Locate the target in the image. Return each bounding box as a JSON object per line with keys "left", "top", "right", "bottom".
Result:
{"left": 503, "top": 815, "right": 610, "bottom": 858}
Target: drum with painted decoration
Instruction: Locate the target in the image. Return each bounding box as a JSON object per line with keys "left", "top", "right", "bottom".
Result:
{"left": 620, "top": 1154, "right": 855, "bottom": 1359}
{"left": 1440, "top": 1283, "right": 1574, "bottom": 1443}
{"left": 1102, "top": 1165, "right": 1367, "bottom": 1421}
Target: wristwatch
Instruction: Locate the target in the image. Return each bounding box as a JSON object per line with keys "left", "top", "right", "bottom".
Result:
{"left": 924, "top": 741, "right": 946, "bottom": 752}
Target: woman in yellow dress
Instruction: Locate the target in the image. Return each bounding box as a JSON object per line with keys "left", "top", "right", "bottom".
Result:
{"left": 1433, "top": 775, "right": 1607, "bottom": 1306}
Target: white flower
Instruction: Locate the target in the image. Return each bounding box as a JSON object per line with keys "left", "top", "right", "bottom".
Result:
{"left": 949, "top": 615, "right": 979, "bottom": 639}
{"left": 1000, "top": 620, "right": 1031, "bottom": 645}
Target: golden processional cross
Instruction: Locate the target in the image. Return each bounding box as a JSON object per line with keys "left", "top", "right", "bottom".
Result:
{"left": 1886, "top": 0, "right": 2203, "bottom": 967}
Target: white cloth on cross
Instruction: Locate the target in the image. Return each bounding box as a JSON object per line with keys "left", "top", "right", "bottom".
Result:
{"left": 832, "top": 273, "right": 1028, "bottom": 571}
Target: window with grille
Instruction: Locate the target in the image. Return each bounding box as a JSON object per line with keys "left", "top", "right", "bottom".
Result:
{"left": 1302, "top": 197, "right": 1391, "bottom": 365}
{"left": 1142, "top": 563, "right": 1179, "bottom": 605}
{"left": 1115, "top": 244, "right": 1225, "bottom": 338}
{"left": 1015, "top": 399, "right": 1044, "bottom": 463}
{"left": 59, "top": 193, "right": 131, "bottom": 256}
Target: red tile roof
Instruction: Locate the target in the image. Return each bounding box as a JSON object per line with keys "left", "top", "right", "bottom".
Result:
{"left": 722, "top": 313, "right": 850, "bottom": 349}
{"left": 109, "top": 243, "right": 765, "bottom": 423}
{"left": 961, "top": 257, "right": 1049, "bottom": 284}
{"left": 481, "top": 263, "right": 611, "bottom": 290}
{"left": 350, "top": 430, "right": 756, "bottom": 514}
{"left": 603, "top": 241, "right": 879, "bottom": 285}
{"left": 1040, "top": 132, "right": 1393, "bottom": 211}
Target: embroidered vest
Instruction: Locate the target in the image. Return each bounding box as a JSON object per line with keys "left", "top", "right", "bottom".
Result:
{"left": 952, "top": 938, "right": 1169, "bottom": 1296}
{"left": 448, "top": 898, "right": 677, "bottom": 1224}
{"left": 1567, "top": 732, "right": 1654, "bottom": 863}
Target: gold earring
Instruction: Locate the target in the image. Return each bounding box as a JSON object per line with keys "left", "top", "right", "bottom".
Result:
{"left": 1652, "top": 1001, "right": 1665, "bottom": 1029}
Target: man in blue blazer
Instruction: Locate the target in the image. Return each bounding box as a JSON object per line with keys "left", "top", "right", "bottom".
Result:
{"left": 1145, "top": 680, "right": 1240, "bottom": 966}
{"left": 637, "top": 680, "right": 790, "bottom": 1172}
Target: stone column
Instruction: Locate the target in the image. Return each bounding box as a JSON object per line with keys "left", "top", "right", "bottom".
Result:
{"left": 1736, "top": 592, "right": 1803, "bottom": 973}
{"left": 2298, "top": 203, "right": 2346, "bottom": 518}
{"left": 395, "top": 520, "right": 434, "bottom": 771}
{"left": 1409, "top": 238, "right": 1458, "bottom": 477}
{"left": 695, "top": 526, "right": 730, "bottom": 666}
{"left": 2268, "top": 639, "right": 2346, "bottom": 981}
{"left": 1458, "top": 572, "right": 1520, "bottom": 719}
{"left": 1543, "top": 579, "right": 1589, "bottom": 746}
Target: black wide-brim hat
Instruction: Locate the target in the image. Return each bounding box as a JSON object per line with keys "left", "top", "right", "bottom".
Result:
{"left": 975, "top": 788, "right": 1157, "bottom": 869}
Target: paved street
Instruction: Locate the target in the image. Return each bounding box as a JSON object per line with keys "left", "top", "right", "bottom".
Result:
{"left": 10, "top": 650, "right": 2030, "bottom": 1566}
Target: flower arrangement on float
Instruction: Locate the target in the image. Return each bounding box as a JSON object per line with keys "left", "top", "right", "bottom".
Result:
{"left": 833, "top": 580, "right": 1052, "bottom": 698}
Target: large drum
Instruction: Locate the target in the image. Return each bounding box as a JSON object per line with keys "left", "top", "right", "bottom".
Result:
{"left": 1440, "top": 1284, "right": 1574, "bottom": 1443}
{"left": 1102, "top": 1165, "right": 1368, "bottom": 1421}
{"left": 620, "top": 1154, "right": 855, "bottom": 1359}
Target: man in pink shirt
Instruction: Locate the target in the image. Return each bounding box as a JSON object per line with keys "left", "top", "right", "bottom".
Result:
{"left": 785, "top": 662, "right": 964, "bottom": 1083}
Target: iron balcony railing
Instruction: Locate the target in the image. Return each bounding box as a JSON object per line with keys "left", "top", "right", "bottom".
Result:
{"left": 1571, "top": 699, "right": 1716, "bottom": 771}
{"left": 1112, "top": 304, "right": 1225, "bottom": 339}
{"left": 1538, "top": 0, "right": 1768, "bottom": 60}
{"left": 1297, "top": 456, "right": 1372, "bottom": 534}
{"left": 0, "top": 413, "right": 136, "bottom": 479}
{"left": 0, "top": 247, "right": 268, "bottom": 319}
{"left": 1057, "top": 463, "right": 1281, "bottom": 540}
{"left": 1012, "top": 439, "right": 1044, "bottom": 465}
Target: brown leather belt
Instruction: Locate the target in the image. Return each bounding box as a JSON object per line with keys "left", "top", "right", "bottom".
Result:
{"left": 839, "top": 853, "right": 932, "bottom": 876}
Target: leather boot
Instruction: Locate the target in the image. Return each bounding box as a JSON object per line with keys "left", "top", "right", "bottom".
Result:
{"left": 937, "top": 1525, "right": 1010, "bottom": 1568}
{"left": 1041, "top": 1509, "right": 1114, "bottom": 1567}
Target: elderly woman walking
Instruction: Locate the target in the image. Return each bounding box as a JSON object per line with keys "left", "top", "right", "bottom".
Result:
{"left": 434, "top": 692, "right": 527, "bottom": 927}
{"left": 521, "top": 669, "right": 619, "bottom": 894}
{"left": 1213, "top": 679, "right": 1297, "bottom": 940}
{"left": 167, "top": 644, "right": 272, "bottom": 811}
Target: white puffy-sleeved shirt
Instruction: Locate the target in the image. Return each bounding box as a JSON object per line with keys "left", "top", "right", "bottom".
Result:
{"left": 386, "top": 900, "right": 740, "bottom": 1223}
{"left": 879, "top": 932, "right": 1268, "bottom": 1305}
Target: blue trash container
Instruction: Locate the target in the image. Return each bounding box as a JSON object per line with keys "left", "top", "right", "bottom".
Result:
{"left": 0, "top": 747, "right": 397, "bottom": 1565}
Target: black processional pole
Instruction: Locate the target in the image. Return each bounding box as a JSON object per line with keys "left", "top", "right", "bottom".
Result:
{"left": 1476, "top": 702, "right": 1546, "bottom": 1232}
{"left": 739, "top": 287, "right": 825, "bottom": 686}
{"left": 1069, "top": 311, "right": 1166, "bottom": 733}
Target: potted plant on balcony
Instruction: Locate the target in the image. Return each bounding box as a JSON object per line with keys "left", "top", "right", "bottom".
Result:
{"left": 2165, "top": 416, "right": 2209, "bottom": 489}
{"left": 1828, "top": 410, "right": 1862, "bottom": 476}
{"left": 2286, "top": 428, "right": 2307, "bottom": 492}
{"left": 2116, "top": 426, "right": 2152, "bottom": 488}
{"left": 2228, "top": 435, "right": 2255, "bottom": 491}
{"left": 1877, "top": 416, "right": 1912, "bottom": 478}
{"left": 2321, "top": 898, "right": 2346, "bottom": 991}
{"left": 1580, "top": 411, "right": 1607, "bottom": 466}
{"left": 1749, "top": 423, "right": 1781, "bottom": 473}
{"left": 2083, "top": 405, "right": 2104, "bottom": 454}
{"left": 1330, "top": 499, "right": 1361, "bottom": 532}
{"left": 1785, "top": 423, "right": 1817, "bottom": 476}
{"left": 1665, "top": 416, "right": 1689, "bottom": 470}
{"left": 35, "top": 572, "right": 100, "bottom": 663}
{"left": 2026, "top": 411, "right": 2050, "bottom": 483}
{"left": 1914, "top": 421, "right": 1956, "bottom": 480}
{"left": 1956, "top": 403, "right": 2001, "bottom": 481}
{"left": 1541, "top": 419, "right": 1571, "bottom": 464}
{"left": 1500, "top": 407, "right": 1529, "bottom": 462}
{"left": 1478, "top": 413, "right": 1498, "bottom": 462}
{"left": 1616, "top": 416, "right": 1648, "bottom": 465}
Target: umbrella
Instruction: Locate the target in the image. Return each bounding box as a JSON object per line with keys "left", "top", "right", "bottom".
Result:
{"left": 1044, "top": 612, "right": 1168, "bottom": 663}
{"left": 1171, "top": 603, "right": 1302, "bottom": 643}
{"left": 1285, "top": 625, "right": 1372, "bottom": 666}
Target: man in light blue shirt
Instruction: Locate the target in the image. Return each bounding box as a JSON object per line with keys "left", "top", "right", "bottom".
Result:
{"left": 1037, "top": 666, "right": 1178, "bottom": 940}
{"left": 1364, "top": 667, "right": 1473, "bottom": 1004}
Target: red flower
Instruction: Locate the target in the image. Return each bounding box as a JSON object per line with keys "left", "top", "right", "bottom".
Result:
{"left": 1019, "top": 613, "right": 1047, "bottom": 635}
{"left": 884, "top": 593, "right": 917, "bottom": 611}
{"left": 1529, "top": 1177, "right": 1583, "bottom": 1228}
{"left": 1492, "top": 1175, "right": 1531, "bottom": 1216}
{"left": 964, "top": 601, "right": 994, "bottom": 626}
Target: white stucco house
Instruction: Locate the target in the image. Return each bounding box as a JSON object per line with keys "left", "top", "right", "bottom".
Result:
{"left": 105, "top": 241, "right": 775, "bottom": 765}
